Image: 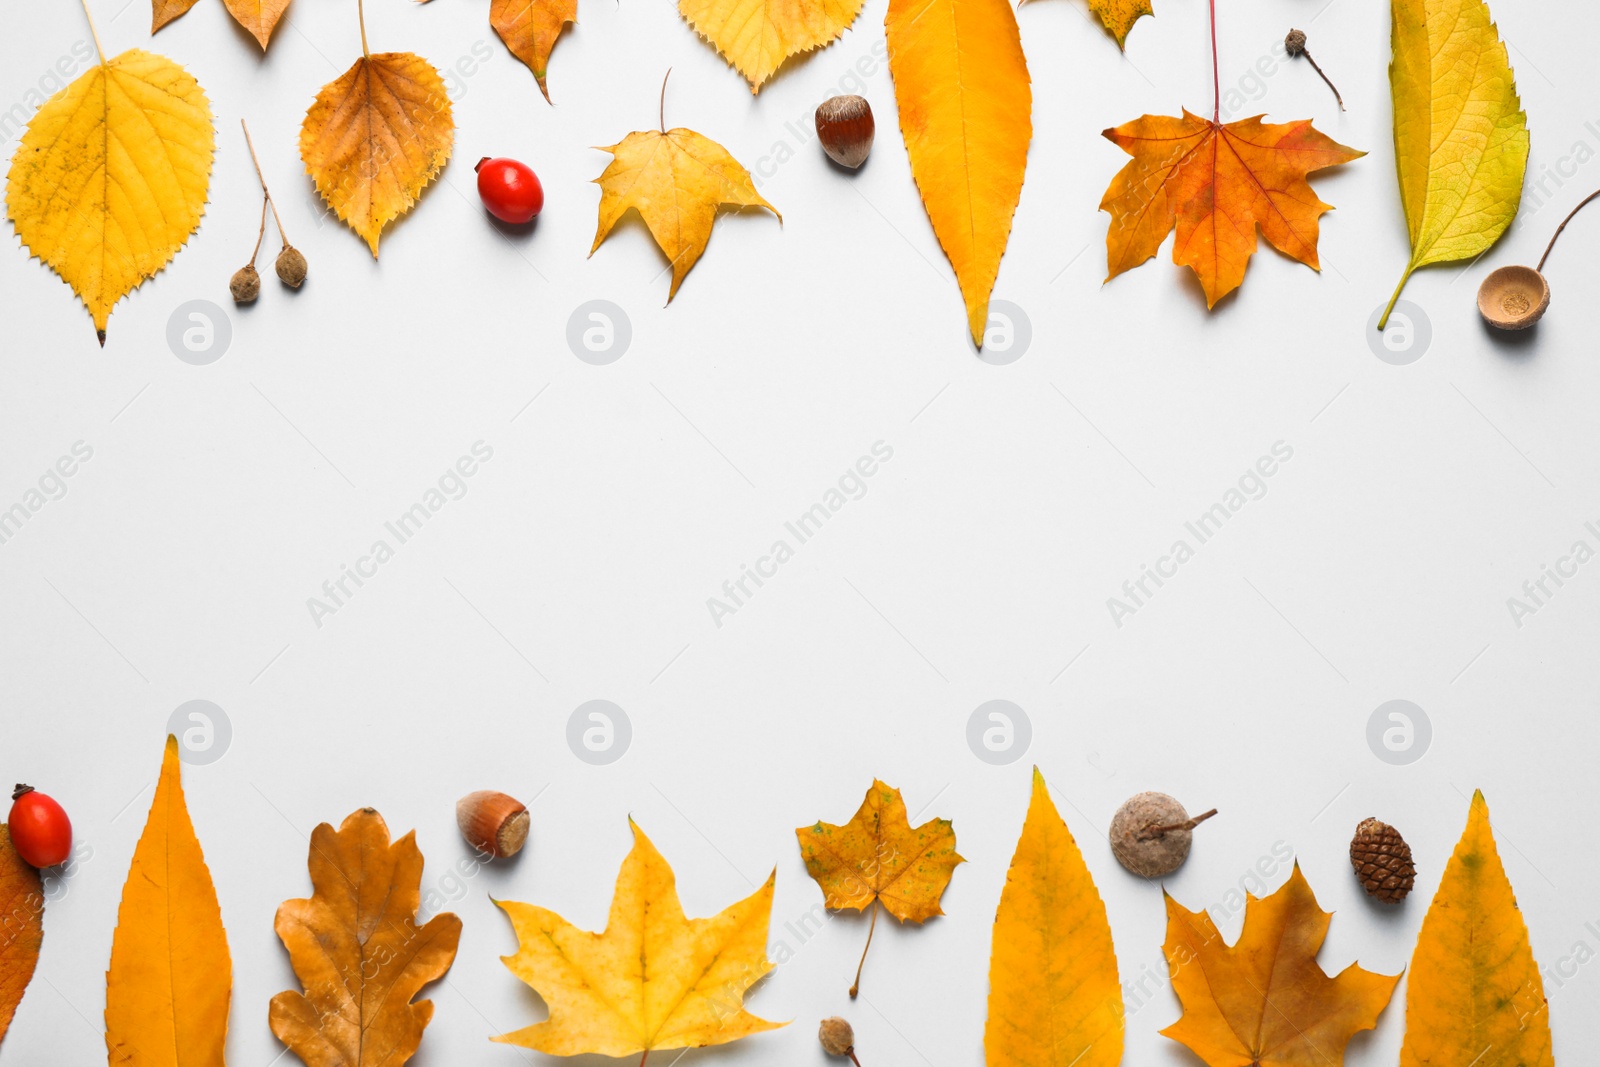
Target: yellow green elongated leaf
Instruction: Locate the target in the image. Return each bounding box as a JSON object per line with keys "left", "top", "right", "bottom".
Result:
{"left": 1382, "top": 0, "right": 1528, "bottom": 326}
{"left": 6, "top": 48, "right": 214, "bottom": 344}
{"left": 1400, "top": 792, "right": 1552, "bottom": 1067}
{"left": 887, "top": 0, "right": 1031, "bottom": 348}
{"left": 105, "top": 736, "right": 232, "bottom": 1067}
{"left": 985, "top": 769, "right": 1122, "bottom": 1067}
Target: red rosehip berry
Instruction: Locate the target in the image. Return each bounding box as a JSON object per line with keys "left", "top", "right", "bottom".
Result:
{"left": 8, "top": 785, "right": 71, "bottom": 868}
{"left": 475, "top": 156, "right": 544, "bottom": 224}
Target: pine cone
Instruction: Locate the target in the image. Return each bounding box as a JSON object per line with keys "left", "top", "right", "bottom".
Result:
{"left": 1350, "top": 817, "right": 1415, "bottom": 903}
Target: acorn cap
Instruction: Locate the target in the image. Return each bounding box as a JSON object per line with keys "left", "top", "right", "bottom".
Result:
{"left": 1110, "top": 792, "right": 1214, "bottom": 878}
{"left": 1477, "top": 264, "right": 1548, "bottom": 329}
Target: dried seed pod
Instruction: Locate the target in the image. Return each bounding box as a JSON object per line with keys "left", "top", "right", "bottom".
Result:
{"left": 456, "top": 790, "right": 530, "bottom": 858}
{"left": 815, "top": 95, "right": 875, "bottom": 169}
{"left": 276, "top": 245, "right": 307, "bottom": 288}
{"left": 1110, "top": 792, "right": 1217, "bottom": 878}
{"left": 230, "top": 264, "right": 261, "bottom": 303}
{"left": 1349, "top": 817, "right": 1415, "bottom": 903}
{"left": 818, "top": 1017, "right": 857, "bottom": 1060}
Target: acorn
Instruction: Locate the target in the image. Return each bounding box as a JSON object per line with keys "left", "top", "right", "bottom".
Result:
{"left": 455, "top": 790, "right": 529, "bottom": 858}
{"left": 1109, "top": 792, "right": 1217, "bottom": 878}
{"left": 1349, "top": 817, "right": 1415, "bottom": 903}
{"left": 275, "top": 245, "right": 307, "bottom": 288}
{"left": 818, "top": 1017, "right": 861, "bottom": 1064}
{"left": 229, "top": 263, "right": 260, "bottom": 303}
{"left": 815, "top": 95, "right": 875, "bottom": 169}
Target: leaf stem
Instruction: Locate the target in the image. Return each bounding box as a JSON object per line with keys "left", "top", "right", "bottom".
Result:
{"left": 250, "top": 196, "right": 268, "bottom": 265}
{"left": 1208, "top": 0, "right": 1220, "bottom": 123}
{"left": 659, "top": 68, "right": 672, "bottom": 133}
{"left": 1303, "top": 51, "right": 1344, "bottom": 111}
{"left": 241, "top": 119, "right": 292, "bottom": 247}
{"left": 357, "top": 0, "right": 369, "bottom": 57}
{"left": 849, "top": 901, "right": 879, "bottom": 999}
{"left": 1538, "top": 187, "right": 1600, "bottom": 272}
{"left": 79, "top": 0, "right": 106, "bottom": 63}
{"left": 1378, "top": 266, "right": 1413, "bottom": 330}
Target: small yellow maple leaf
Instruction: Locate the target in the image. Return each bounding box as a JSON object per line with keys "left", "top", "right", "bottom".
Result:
{"left": 270, "top": 809, "right": 462, "bottom": 1067}
{"left": 495, "top": 819, "right": 784, "bottom": 1060}
{"left": 105, "top": 737, "right": 232, "bottom": 1067}
{"left": 6, "top": 47, "right": 213, "bottom": 344}
{"left": 591, "top": 127, "right": 779, "bottom": 301}
{"left": 1401, "top": 792, "right": 1552, "bottom": 1067}
{"left": 986, "top": 769, "right": 1122, "bottom": 1067}
{"left": 300, "top": 5, "right": 454, "bottom": 257}
{"left": 1162, "top": 863, "right": 1399, "bottom": 1067}
{"left": 796, "top": 779, "right": 963, "bottom": 996}
{"left": 679, "top": 0, "right": 864, "bottom": 92}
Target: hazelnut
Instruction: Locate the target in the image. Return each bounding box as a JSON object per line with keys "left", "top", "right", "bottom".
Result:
{"left": 815, "top": 95, "right": 875, "bottom": 169}
{"left": 456, "top": 790, "right": 530, "bottom": 858}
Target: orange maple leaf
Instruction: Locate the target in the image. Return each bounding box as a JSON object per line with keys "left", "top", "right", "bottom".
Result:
{"left": 1101, "top": 109, "right": 1362, "bottom": 307}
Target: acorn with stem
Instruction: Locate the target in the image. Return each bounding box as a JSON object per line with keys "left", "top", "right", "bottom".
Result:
{"left": 240, "top": 118, "right": 307, "bottom": 289}
{"left": 1478, "top": 188, "right": 1600, "bottom": 329}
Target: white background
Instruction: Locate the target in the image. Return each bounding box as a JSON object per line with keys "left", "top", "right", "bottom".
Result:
{"left": 2, "top": 0, "right": 1598, "bottom": 1061}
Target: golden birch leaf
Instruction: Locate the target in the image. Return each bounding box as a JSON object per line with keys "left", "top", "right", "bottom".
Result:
{"left": 591, "top": 128, "right": 779, "bottom": 301}
{"left": 1381, "top": 0, "right": 1528, "bottom": 325}
{"left": 887, "top": 0, "right": 1031, "bottom": 347}
{"left": 223, "top": 0, "right": 293, "bottom": 49}
{"left": 269, "top": 809, "right": 462, "bottom": 1067}
{"left": 796, "top": 779, "right": 963, "bottom": 997}
{"left": 985, "top": 769, "right": 1123, "bottom": 1067}
{"left": 1400, "top": 792, "right": 1553, "bottom": 1067}
{"left": 300, "top": 39, "right": 454, "bottom": 257}
{"left": 1161, "top": 863, "right": 1398, "bottom": 1067}
{"left": 5, "top": 48, "right": 214, "bottom": 344}
{"left": 678, "top": 0, "right": 864, "bottom": 92}
{"left": 0, "top": 827, "right": 44, "bottom": 1046}
{"left": 152, "top": 0, "right": 201, "bottom": 32}
{"left": 105, "top": 736, "right": 232, "bottom": 1067}
{"left": 491, "top": 0, "right": 577, "bottom": 101}
{"left": 494, "top": 819, "right": 784, "bottom": 1059}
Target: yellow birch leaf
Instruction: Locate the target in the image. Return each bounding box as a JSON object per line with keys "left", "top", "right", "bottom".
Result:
{"left": 105, "top": 736, "right": 232, "bottom": 1067}
{"left": 591, "top": 128, "right": 779, "bottom": 301}
{"left": 494, "top": 819, "right": 784, "bottom": 1059}
{"left": 269, "top": 808, "right": 461, "bottom": 1067}
{"left": 1381, "top": 0, "right": 1528, "bottom": 326}
{"left": 887, "top": 0, "right": 1031, "bottom": 347}
{"left": 985, "top": 768, "right": 1122, "bottom": 1067}
{"left": 300, "top": 19, "right": 454, "bottom": 258}
{"left": 0, "top": 827, "right": 44, "bottom": 1046}
{"left": 223, "top": 0, "right": 293, "bottom": 49}
{"left": 678, "top": 0, "right": 864, "bottom": 92}
{"left": 1161, "top": 863, "right": 1398, "bottom": 1067}
{"left": 491, "top": 0, "right": 577, "bottom": 101}
{"left": 796, "top": 779, "right": 963, "bottom": 996}
{"left": 1400, "top": 792, "right": 1553, "bottom": 1067}
{"left": 6, "top": 48, "right": 213, "bottom": 344}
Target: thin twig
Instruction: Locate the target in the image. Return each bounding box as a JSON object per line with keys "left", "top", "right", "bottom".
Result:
{"left": 240, "top": 119, "right": 291, "bottom": 247}
{"left": 1304, "top": 52, "right": 1344, "bottom": 110}
{"left": 1539, "top": 187, "right": 1600, "bottom": 271}
{"left": 249, "top": 196, "right": 268, "bottom": 264}
{"left": 1142, "top": 808, "right": 1218, "bottom": 839}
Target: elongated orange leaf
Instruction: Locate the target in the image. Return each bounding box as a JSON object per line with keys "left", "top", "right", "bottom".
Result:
{"left": 887, "top": 0, "right": 1031, "bottom": 347}
{"left": 105, "top": 736, "right": 232, "bottom": 1067}
{"left": 1400, "top": 793, "right": 1552, "bottom": 1067}
{"left": 985, "top": 769, "right": 1122, "bottom": 1067}
{"left": 1161, "top": 863, "right": 1398, "bottom": 1067}
{"left": 270, "top": 808, "right": 461, "bottom": 1067}
{"left": 301, "top": 33, "right": 454, "bottom": 257}
{"left": 0, "top": 827, "right": 44, "bottom": 1046}
{"left": 1101, "top": 110, "right": 1362, "bottom": 307}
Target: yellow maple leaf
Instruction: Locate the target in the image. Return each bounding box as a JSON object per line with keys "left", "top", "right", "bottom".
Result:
{"left": 0, "top": 827, "right": 44, "bottom": 1047}
{"left": 494, "top": 819, "right": 784, "bottom": 1060}
{"left": 1162, "top": 863, "right": 1399, "bottom": 1067}
{"left": 6, "top": 43, "right": 213, "bottom": 344}
{"left": 796, "top": 779, "right": 963, "bottom": 997}
{"left": 105, "top": 737, "right": 232, "bottom": 1067}
{"left": 270, "top": 809, "right": 462, "bottom": 1067}
{"left": 300, "top": 0, "right": 454, "bottom": 257}
{"left": 591, "top": 123, "right": 779, "bottom": 301}
{"left": 1401, "top": 792, "right": 1552, "bottom": 1067}
{"left": 985, "top": 769, "right": 1122, "bottom": 1067}
{"left": 679, "top": 0, "right": 864, "bottom": 92}
{"left": 887, "top": 0, "right": 1031, "bottom": 347}
{"left": 1382, "top": 0, "right": 1528, "bottom": 326}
